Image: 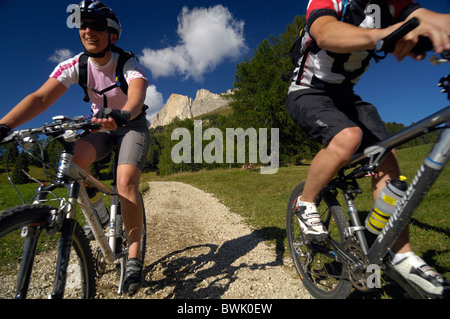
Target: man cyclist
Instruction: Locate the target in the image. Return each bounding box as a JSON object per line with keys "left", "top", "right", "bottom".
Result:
{"left": 0, "top": 1, "right": 149, "bottom": 295}
{"left": 286, "top": 0, "right": 450, "bottom": 296}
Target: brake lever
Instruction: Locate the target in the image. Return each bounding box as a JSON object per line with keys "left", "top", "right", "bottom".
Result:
{"left": 430, "top": 50, "right": 450, "bottom": 65}
{"left": 430, "top": 56, "right": 449, "bottom": 65}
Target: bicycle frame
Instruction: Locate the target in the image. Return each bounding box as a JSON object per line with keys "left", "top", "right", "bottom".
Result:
{"left": 29, "top": 139, "right": 127, "bottom": 296}
{"left": 339, "top": 104, "right": 450, "bottom": 265}
{"left": 367, "top": 113, "right": 450, "bottom": 265}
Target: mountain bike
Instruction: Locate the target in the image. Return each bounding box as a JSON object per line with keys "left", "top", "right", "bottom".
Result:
{"left": 286, "top": 18, "right": 450, "bottom": 299}
{"left": 0, "top": 115, "right": 147, "bottom": 299}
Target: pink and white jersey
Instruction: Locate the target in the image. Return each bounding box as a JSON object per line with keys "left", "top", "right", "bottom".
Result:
{"left": 50, "top": 51, "right": 148, "bottom": 114}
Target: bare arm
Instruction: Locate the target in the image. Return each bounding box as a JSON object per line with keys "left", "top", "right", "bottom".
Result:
{"left": 310, "top": 9, "right": 450, "bottom": 61}
{"left": 309, "top": 15, "right": 394, "bottom": 53}
{"left": 122, "top": 78, "right": 147, "bottom": 120}
{"left": 0, "top": 78, "right": 68, "bottom": 130}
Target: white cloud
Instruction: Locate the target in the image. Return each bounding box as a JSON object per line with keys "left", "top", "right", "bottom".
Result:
{"left": 48, "top": 49, "right": 74, "bottom": 63}
{"left": 140, "top": 5, "right": 247, "bottom": 82}
{"left": 145, "top": 84, "right": 164, "bottom": 122}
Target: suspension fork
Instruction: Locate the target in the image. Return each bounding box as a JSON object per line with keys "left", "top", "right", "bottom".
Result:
{"left": 49, "top": 181, "right": 80, "bottom": 299}
{"left": 14, "top": 226, "right": 44, "bottom": 299}
{"left": 14, "top": 177, "right": 78, "bottom": 299}
{"left": 49, "top": 218, "right": 77, "bottom": 299}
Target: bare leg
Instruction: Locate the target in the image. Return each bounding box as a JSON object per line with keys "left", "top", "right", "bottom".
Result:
{"left": 73, "top": 140, "right": 97, "bottom": 173}
{"left": 301, "top": 127, "right": 363, "bottom": 202}
{"left": 73, "top": 141, "right": 144, "bottom": 259}
{"left": 116, "top": 164, "right": 143, "bottom": 260}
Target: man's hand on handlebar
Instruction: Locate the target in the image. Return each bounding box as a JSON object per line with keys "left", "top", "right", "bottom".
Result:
{"left": 377, "top": 18, "right": 450, "bottom": 62}
{"left": 401, "top": 20, "right": 450, "bottom": 61}
{"left": 391, "top": 21, "right": 429, "bottom": 61}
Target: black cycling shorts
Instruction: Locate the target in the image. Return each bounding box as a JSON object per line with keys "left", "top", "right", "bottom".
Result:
{"left": 286, "top": 88, "right": 390, "bottom": 149}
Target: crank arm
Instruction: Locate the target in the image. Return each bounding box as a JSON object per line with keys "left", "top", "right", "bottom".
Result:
{"left": 310, "top": 242, "right": 339, "bottom": 261}
{"left": 328, "top": 239, "right": 364, "bottom": 273}
{"left": 117, "top": 255, "right": 126, "bottom": 295}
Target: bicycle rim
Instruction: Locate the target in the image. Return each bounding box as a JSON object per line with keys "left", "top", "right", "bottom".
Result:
{"left": 287, "top": 183, "right": 352, "bottom": 299}
{"left": 0, "top": 205, "right": 96, "bottom": 299}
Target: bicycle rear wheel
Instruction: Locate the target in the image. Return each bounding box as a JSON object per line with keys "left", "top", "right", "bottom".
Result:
{"left": 286, "top": 182, "right": 352, "bottom": 299}
{"left": 0, "top": 205, "right": 96, "bottom": 299}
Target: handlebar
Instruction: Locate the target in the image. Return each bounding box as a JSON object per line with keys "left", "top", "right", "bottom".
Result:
{"left": 376, "top": 17, "right": 438, "bottom": 54}
{"left": 0, "top": 115, "right": 101, "bottom": 145}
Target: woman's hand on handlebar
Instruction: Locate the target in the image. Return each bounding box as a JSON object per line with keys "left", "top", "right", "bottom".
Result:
{"left": 0, "top": 124, "right": 11, "bottom": 141}
{"left": 91, "top": 108, "right": 130, "bottom": 131}
{"left": 91, "top": 115, "right": 117, "bottom": 131}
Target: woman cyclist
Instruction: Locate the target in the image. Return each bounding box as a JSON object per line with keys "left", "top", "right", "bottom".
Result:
{"left": 0, "top": 1, "right": 149, "bottom": 295}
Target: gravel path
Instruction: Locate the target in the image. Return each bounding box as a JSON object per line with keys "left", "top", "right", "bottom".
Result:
{"left": 96, "top": 181, "right": 311, "bottom": 299}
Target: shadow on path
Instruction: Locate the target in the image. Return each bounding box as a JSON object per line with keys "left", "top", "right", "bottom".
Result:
{"left": 143, "top": 227, "right": 286, "bottom": 299}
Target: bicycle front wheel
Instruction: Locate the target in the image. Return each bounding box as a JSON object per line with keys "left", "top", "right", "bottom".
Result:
{"left": 286, "top": 182, "right": 352, "bottom": 299}
{"left": 0, "top": 205, "right": 96, "bottom": 299}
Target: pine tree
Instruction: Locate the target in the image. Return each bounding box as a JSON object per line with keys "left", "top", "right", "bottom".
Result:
{"left": 12, "top": 152, "right": 30, "bottom": 185}
{"left": 229, "top": 15, "right": 320, "bottom": 164}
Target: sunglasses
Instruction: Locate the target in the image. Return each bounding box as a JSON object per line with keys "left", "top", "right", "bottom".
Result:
{"left": 80, "top": 21, "right": 107, "bottom": 32}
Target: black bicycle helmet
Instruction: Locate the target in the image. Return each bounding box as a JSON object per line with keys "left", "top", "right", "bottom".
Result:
{"left": 76, "top": 1, "right": 122, "bottom": 57}
{"left": 79, "top": 0, "right": 122, "bottom": 38}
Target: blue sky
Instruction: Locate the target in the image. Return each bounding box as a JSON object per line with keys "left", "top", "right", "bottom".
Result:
{"left": 0, "top": 0, "right": 449, "bottom": 131}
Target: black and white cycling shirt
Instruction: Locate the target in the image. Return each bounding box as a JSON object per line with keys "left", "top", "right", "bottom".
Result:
{"left": 289, "top": 0, "right": 422, "bottom": 94}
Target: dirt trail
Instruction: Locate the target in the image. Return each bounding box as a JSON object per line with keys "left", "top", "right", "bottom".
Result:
{"left": 96, "top": 181, "right": 311, "bottom": 299}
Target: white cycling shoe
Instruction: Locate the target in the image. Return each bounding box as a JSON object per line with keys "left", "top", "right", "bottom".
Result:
{"left": 389, "top": 252, "right": 450, "bottom": 297}
{"left": 294, "top": 197, "right": 329, "bottom": 241}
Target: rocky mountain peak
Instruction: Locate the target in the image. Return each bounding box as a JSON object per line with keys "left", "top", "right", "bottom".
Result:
{"left": 150, "top": 89, "right": 231, "bottom": 128}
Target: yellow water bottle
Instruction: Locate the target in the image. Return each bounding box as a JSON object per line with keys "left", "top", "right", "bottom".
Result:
{"left": 365, "top": 176, "right": 408, "bottom": 235}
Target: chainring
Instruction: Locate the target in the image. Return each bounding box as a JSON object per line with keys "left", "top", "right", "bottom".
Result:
{"left": 94, "top": 247, "right": 107, "bottom": 277}
{"left": 343, "top": 241, "right": 371, "bottom": 291}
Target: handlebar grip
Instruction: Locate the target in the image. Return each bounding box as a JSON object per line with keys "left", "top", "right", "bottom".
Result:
{"left": 0, "top": 132, "right": 17, "bottom": 145}
{"left": 376, "top": 17, "right": 420, "bottom": 53}
{"left": 82, "top": 122, "right": 102, "bottom": 130}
